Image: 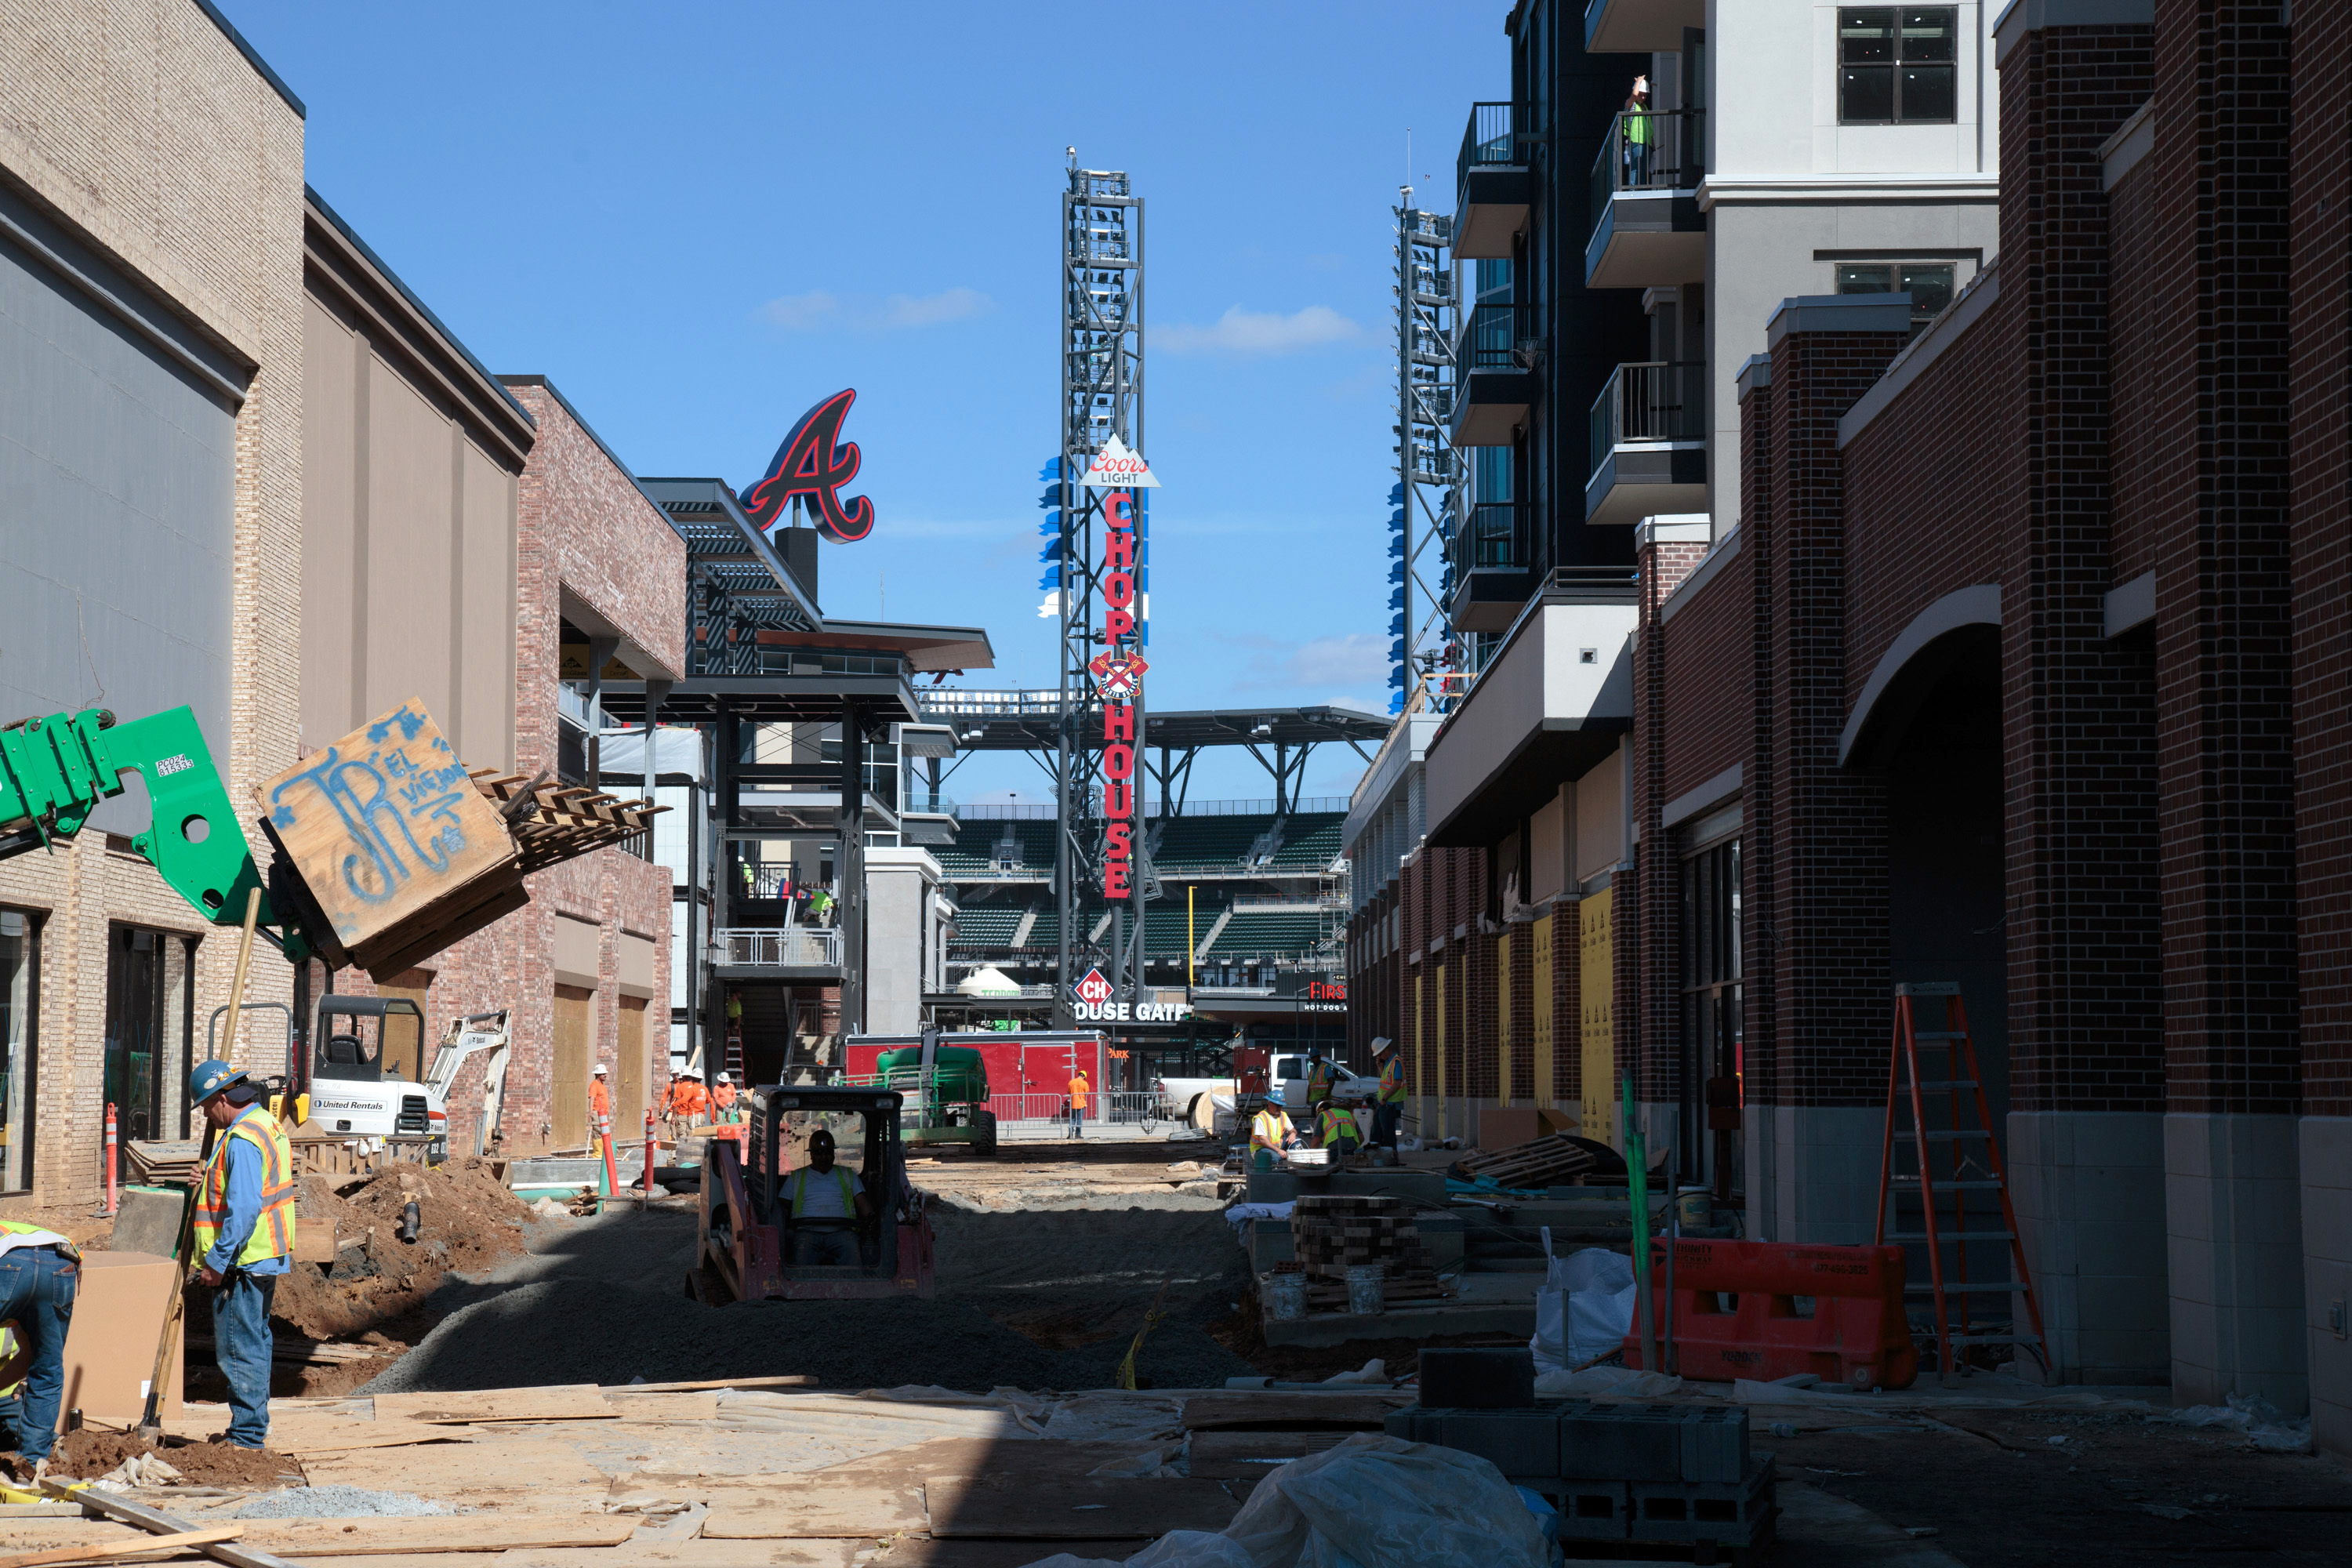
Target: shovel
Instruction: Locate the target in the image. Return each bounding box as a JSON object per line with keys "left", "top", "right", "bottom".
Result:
{"left": 136, "top": 887, "right": 261, "bottom": 1443}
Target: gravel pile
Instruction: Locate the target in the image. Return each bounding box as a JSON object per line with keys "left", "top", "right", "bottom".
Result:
{"left": 358, "top": 1277, "right": 1254, "bottom": 1393}
{"left": 226, "top": 1486, "right": 463, "bottom": 1518}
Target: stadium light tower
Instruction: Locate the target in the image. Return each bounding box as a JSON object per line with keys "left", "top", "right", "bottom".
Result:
{"left": 1044, "top": 154, "right": 1153, "bottom": 1017}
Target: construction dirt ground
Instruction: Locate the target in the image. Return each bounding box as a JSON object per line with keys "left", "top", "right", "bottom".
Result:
{"left": 0, "top": 1136, "right": 2343, "bottom": 1566}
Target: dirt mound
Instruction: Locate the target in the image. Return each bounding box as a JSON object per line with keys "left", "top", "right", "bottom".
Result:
{"left": 13, "top": 1428, "right": 303, "bottom": 1487}
{"left": 270, "top": 1157, "right": 532, "bottom": 1343}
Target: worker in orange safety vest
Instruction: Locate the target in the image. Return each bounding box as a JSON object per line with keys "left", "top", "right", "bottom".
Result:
{"left": 589, "top": 1062, "right": 612, "bottom": 1153}
{"left": 712, "top": 1072, "right": 740, "bottom": 1123}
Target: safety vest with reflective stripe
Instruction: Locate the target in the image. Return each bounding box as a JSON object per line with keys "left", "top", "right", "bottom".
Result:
{"left": 1318, "top": 1106, "right": 1356, "bottom": 1148}
{"left": 1377, "top": 1056, "right": 1407, "bottom": 1104}
{"left": 192, "top": 1106, "right": 296, "bottom": 1266}
{"left": 1306, "top": 1059, "right": 1334, "bottom": 1102}
{"left": 1250, "top": 1107, "right": 1294, "bottom": 1151}
{"left": 786, "top": 1166, "right": 857, "bottom": 1219}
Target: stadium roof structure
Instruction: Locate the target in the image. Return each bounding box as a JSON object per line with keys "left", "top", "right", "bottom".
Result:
{"left": 911, "top": 695, "right": 1386, "bottom": 817}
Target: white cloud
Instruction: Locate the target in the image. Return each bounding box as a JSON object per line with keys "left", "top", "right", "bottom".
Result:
{"left": 759, "top": 286, "right": 993, "bottom": 332}
{"left": 1285, "top": 632, "right": 1388, "bottom": 688}
{"left": 1159, "top": 304, "right": 1363, "bottom": 356}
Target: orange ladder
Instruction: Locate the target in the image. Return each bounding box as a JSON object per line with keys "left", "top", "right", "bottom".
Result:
{"left": 1873, "top": 982, "right": 2047, "bottom": 1381}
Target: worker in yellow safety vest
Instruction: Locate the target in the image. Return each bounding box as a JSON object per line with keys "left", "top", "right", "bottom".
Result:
{"left": 0, "top": 1217, "right": 78, "bottom": 1472}
{"left": 1305, "top": 1051, "right": 1334, "bottom": 1105}
{"left": 1315, "top": 1099, "right": 1359, "bottom": 1158}
{"left": 1250, "top": 1102, "right": 1299, "bottom": 1171}
{"left": 188, "top": 1058, "right": 296, "bottom": 1450}
{"left": 784, "top": 1128, "right": 873, "bottom": 1267}
{"left": 1371, "top": 1036, "right": 1406, "bottom": 1151}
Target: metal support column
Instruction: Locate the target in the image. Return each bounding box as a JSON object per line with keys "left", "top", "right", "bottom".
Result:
{"left": 839, "top": 704, "right": 867, "bottom": 1036}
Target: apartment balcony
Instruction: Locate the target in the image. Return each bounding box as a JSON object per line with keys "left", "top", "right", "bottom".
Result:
{"left": 1421, "top": 568, "right": 1641, "bottom": 845}
{"left": 1585, "top": 110, "right": 1706, "bottom": 290}
{"left": 1455, "top": 102, "right": 1535, "bottom": 260}
{"left": 1584, "top": 0, "right": 1707, "bottom": 52}
{"left": 1586, "top": 361, "right": 1708, "bottom": 528}
{"left": 1448, "top": 303, "right": 1542, "bottom": 448}
{"left": 1446, "top": 502, "right": 1538, "bottom": 634}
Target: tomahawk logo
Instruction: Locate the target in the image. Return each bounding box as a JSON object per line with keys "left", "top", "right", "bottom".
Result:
{"left": 739, "top": 389, "right": 877, "bottom": 543}
{"left": 1088, "top": 651, "right": 1149, "bottom": 699}
{"left": 1073, "top": 967, "right": 1114, "bottom": 1006}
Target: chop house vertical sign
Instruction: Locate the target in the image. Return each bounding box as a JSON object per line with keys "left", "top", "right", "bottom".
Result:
{"left": 1080, "top": 437, "right": 1157, "bottom": 902}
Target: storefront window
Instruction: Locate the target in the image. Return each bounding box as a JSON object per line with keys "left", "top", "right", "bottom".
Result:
{"left": 0, "top": 911, "right": 35, "bottom": 1192}
{"left": 1680, "top": 835, "right": 1742, "bottom": 1198}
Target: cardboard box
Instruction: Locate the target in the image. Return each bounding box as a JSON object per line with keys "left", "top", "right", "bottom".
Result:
{"left": 1475, "top": 1105, "right": 1579, "bottom": 1150}
{"left": 57, "top": 1250, "right": 183, "bottom": 1427}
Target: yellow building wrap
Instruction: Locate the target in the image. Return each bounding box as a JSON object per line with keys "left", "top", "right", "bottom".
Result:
{"left": 1435, "top": 964, "right": 1448, "bottom": 1134}
{"left": 1532, "top": 913, "right": 1555, "bottom": 1109}
{"left": 1581, "top": 890, "right": 1616, "bottom": 1148}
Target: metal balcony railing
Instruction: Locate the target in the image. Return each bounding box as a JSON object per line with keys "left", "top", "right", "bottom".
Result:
{"left": 717, "top": 926, "right": 842, "bottom": 968}
{"left": 1455, "top": 502, "right": 1531, "bottom": 569}
{"left": 1589, "top": 108, "right": 1704, "bottom": 233}
{"left": 1458, "top": 103, "right": 1534, "bottom": 192}
{"left": 1589, "top": 361, "right": 1708, "bottom": 475}
{"left": 1460, "top": 303, "right": 1542, "bottom": 372}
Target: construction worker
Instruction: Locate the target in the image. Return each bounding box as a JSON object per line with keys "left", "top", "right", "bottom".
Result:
{"left": 188, "top": 1058, "right": 295, "bottom": 1451}
{"left": 1315, "top": 1098, "right": 1359, "bottom": 1159}
{"left": 1250, "top": 1101, "right": 1300, "bottom": 1171}
{"left": 1371, "top": 1036, "right": 1406, "bottom": 1150}
{"left": 783, "top": 1128, "right": 870, "bottom": 1265}
{"left": 1306, "top": 1050, "right": 1334, "bottom": 1106}
{"left": 589, "top": 1062, "right": 612, "bottom": 1153}
{"left": 808, "top": 886, "right": 836, "bottom": 927}
{"left": 0, "top": 1218, "right": 78, "bottom": 1474}
{"left": 712, "top": 1071, "right": 740, "bottom": 1123}
{"left": 1065, "top": 1067, "right": 1090, "bottom": 1139}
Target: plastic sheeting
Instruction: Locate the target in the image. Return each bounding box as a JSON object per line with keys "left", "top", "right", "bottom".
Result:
{"left": 1018, "top": 1435, "right": 1553, "bottom": 1568}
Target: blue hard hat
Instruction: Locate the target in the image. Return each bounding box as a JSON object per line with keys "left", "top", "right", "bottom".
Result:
{"left": 190, "top": 1058, "right": 247, "bottom": 1105}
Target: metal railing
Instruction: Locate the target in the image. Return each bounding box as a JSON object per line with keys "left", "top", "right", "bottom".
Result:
{"left": 1589, "top": 361, "right": 1708, "bottom": 475}
{"left": 1589, "top": 108, "right": 1704, "bottom": 234}
{"left": 1458, "top": 101, "right": 1533, "bottom": 192}
{"left": 1457, "top": 501, "right": 1531, "bottom": 569}
{"left": 716, "top": 926, "right": 841, "bottom": 967}
{"left": 1460, "top": 303, "right": 1541, "bottom": 372}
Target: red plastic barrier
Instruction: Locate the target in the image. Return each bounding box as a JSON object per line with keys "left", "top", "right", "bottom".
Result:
{"left": 1622, "top": 1238, "right": 1918, "bottom": 1391}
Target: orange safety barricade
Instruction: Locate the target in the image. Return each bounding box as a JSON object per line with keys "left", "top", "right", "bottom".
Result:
{"left": 1623, "top": 1238, "right": 1918, "bottom": 1391}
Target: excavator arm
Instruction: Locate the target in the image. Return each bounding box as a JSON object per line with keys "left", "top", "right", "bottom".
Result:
{"left": 0, "top": 706, "right": 312, "bottom": 961}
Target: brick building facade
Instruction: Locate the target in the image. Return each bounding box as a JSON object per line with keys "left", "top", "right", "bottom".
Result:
{"left": 1613, "top": 0, "right": 2350, "bottom": 1443}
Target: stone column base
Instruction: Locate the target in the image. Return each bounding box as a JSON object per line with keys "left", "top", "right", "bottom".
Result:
{"left": 1745, "top": 1105, "right": 1885, "bottom": 1246}
{"left": 2166, "top": 1112, "right": 2307, "bottom": 1414}
{"left": 2007, "top": 1111, "right": 2169, "bottom": 1384}
{"left": 2302, "top": 1116, "right": 2351, "bottom": 1454}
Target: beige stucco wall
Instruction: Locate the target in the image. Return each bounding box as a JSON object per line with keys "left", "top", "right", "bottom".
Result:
{"left": 0, "top": 0, "right": 304, "bottom": 1205}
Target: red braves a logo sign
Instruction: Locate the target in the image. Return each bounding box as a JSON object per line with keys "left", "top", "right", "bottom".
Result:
{"left": 739, "top": 389, "right": 876, "bottom": 543}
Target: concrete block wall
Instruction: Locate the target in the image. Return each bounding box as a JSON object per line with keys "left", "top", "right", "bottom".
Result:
{"left": 0, "top": 0, "right": 304, "bottom": 1207}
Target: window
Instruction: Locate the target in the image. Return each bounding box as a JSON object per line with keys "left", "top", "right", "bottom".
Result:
{"left": 1837, "top": 262, "right": 1957, "bottom": 332}
{"left": 1680, "top": 834, "right": 1741, "bottom": 1197}
{"left": 1839, "top": 8, "right": 1958, "bottom": 124}
{"left": 0, "top": 911, "right": 35, "bottom": 1192}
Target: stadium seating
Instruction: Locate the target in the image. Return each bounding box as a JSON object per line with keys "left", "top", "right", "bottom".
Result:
{"left": 1152, "top": 814, "right": 1272, "bottom": 871}
{"left": 947, "top": 905, "right": 1026, "bottom": 947}
{"left": 1210, "top": 911, "right": 1333, "bottom": 956}
{"left": 1265, "top": 812, "right": 1345, "bottom": 870}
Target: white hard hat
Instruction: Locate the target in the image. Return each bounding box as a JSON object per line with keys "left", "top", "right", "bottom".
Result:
{"left": 717, "top": 1072, "right": 732, "bottom": 1084}
{"left": 1370, "top": 1036, "right": 1396, "bottom": 1054}
{"left": 593, "top": 1062, "right": 608, "bottom": 1076}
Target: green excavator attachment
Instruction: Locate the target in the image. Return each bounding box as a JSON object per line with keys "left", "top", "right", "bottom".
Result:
{"left": 0, "top": 706, "right": 313, "bottom": 962}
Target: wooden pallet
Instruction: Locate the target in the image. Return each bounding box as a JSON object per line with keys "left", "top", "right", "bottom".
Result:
{"left": 1453, "top": 1131, "right": 1599, "bottom": 1188}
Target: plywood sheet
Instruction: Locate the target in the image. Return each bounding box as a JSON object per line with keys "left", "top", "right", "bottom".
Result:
{"left": 599, "top": 1392, "right": 720, "bottom": 1423}
{"left": 1176, "top": 1393, "right": 1406, "bottom": 1430}
{"left": 1185, "top": 1429, "right": 1347, "bottom": 1479}
{"left": 924, "top": 1478, "right": 1239, "bottom": 1540}
{"left": 256, "top": 700, "right": 517, "bottom": 958}
{"left": 303, "top": 1436, "right": 605, "bottom": 1500}
{"left": 700, "top": 1486, "right": 924, "bottom": 1540}
{"left": 373, "top": 1386, "right": 615, "bottom": 1425}
{"left": 806, "top": 1437, "right": 1169, "bottom": 1488}
{"left": 235, "top": 1516, "right": 635, "bottom": 1555}
{"left": 340, "top": 1545, "right": 858, "bottom": 1568}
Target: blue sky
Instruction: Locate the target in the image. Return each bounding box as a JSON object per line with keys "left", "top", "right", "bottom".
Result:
{"left": 227, "top": 1, "right": 1506, "bottom": 804}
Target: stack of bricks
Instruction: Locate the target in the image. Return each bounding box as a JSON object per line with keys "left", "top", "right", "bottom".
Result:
{"left": 1292, "top": 1195, "right": 1439, "bottom": 1305}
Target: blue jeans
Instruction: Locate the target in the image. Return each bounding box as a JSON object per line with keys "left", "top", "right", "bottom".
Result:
{"left": 0, "top": 1247, "right": 76, "bottom": 1463}
{"left": 1373, "top": 1101, "right": 1402, "bottom": 1148}
{"left": 790, "top": 1227, "right": 858, "bottom": 1267}
{"left": 213, "top": 1269, "right": 277, "bottom": 1449}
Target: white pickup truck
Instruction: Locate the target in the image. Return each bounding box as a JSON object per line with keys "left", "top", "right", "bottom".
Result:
{"left": 1269, "top": 1052, "right": 1377, "bottom": 1110}
{"left": 1152, "top": 1074, "right": 1236, "bottom": 1124}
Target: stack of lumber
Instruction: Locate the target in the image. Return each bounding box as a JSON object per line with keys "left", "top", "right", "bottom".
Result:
{"left": 256, "top": 700, "right": 664, "bottom": 982}
{"left": 121, "top": 1140, "right": 201, "bottom": 1185}
{"left": 1290, "top": 1194, "right": 1446, "bottom": 1309}
{"left": 1453, "top": 1131, "right": 1599, "bottom": 1189}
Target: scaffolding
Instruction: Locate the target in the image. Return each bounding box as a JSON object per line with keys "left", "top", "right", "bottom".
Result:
{"left": 1391, "top": 191, "right": 1457, "bottom": 714}
{"left": 1048, "top": 157, "right": 1154, "bottom": 1017}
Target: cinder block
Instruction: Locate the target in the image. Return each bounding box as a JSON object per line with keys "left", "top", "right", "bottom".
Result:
{"left": 1418, "top": 1347, "right": 1534, "bottom": 1408}
{"left": 1436, "top": 1408, "right": 1560, "bottom": 1478}
{"left": 1551, "top": 1480, "right": 1629, "bottom": 1541}
{"left": 1627, "top": 1455, "right": 1777, "bottom": 1548}
{"left": 1559, "top": 1404, "right": 1679, "bottom": 1481}
{"left": 1676, "top": 1405, "right": 1750, "bottom": 1484}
